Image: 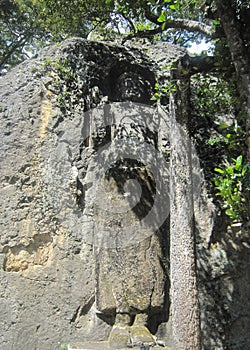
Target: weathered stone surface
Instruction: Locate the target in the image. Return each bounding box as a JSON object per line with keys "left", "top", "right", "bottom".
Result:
{"left": 0, "top": 38, "right": 181, "bottom": 350}
{"left": 68, "top": 341, "right": 176, "bottom": 350}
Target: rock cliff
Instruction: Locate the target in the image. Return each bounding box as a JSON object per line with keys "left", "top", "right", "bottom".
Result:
{"left": 0, "top": 38, "right": 249, "bottom": 350}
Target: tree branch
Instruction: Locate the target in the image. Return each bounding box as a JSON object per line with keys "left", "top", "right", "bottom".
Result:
{"left": 119, "top": 13, "right": 136, "bottom": 34}
{"left": 164, "top": 18, "right": 213, "bottom": 37}
{"left": 144, "top": 5, "right": 213, "bottom": 37}
{"left": 0, "top": 34, "right": 30, "bottom": 70}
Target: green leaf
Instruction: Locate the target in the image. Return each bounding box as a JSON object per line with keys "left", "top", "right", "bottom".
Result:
{"left": 242, "top": 165, "right": 247, "bottom": 176}
{"left": 236, "top": 155, "right": 243, "bottom": 166}
{"left": 157, "top": 12, "right": 166, "bottom": 23}
{"left": 226, "top": 166, "right": 234, "bottom": 175}
{"left": 232, "top": 194, "right": 241, "bottom": 202}
{"left": 225, "top": 209, "right": 237, "bottom": 219}
{"left": 231, "top": 155, "right": 242, "bottom": 171}
{"left": 170, "top": 4, "right": 179, "bottom": 10}
{"left": 213, "top": 19, "right": 221, "bottom": 26}
{"left": 214, "top": 168, "right": 224, "bottom": 174}
{"left": 219, "top": 123, "right": 230, "bottom": 129}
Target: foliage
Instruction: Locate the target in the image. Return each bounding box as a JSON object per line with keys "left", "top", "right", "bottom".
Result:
{"left": 191, "top": 72, "right": 241, "bottom": 151}
{"left": 151, "top": 80, "right": 177, "bottom": 101}
{"left": 192, "top": 73, "right": 237, "bottom": 120}
{"left": 151, "top": 65, "right": 176, "bottom": 101}
{"left": 190, "top": 68, "right": 249, "bottom": 223}
{"left": 207, "top": 121, "right": 245, "bottom": 151}
{"left": 1, "top": 0, "right": 249, "bottom": 75}
{"left": 213, "top": 155, "right": 249, "bottom": 221}
{"left": 0, "top": 0, "right": 112, "bottom": 73}
{"left": 0, "top": 0, "right": 49, "bottom": 72}
{"left": 191, "top": 72, "right": 248, "bottom": 151}
{"left": 42, "top": 57, "right": 77, "bottom": 111}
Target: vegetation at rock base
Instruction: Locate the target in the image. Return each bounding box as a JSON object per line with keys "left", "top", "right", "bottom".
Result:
{"left": 190, "top": 72, "right": 249, "bottom": 221}
{"left": 213, "top": 155, "right": 248, "bottom": 221}
{"left": 1, "top": 0, "right": 249, "bottom": 220}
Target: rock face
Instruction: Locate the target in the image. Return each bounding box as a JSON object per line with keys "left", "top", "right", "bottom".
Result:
{"left": 0, "top": 38, "right": 179, "bottom": 350}
{"left": 0, "top": 38, "right": 249, "bottom": 350}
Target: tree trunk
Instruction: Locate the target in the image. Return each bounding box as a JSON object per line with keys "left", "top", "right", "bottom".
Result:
{"left": 160, "top": 75, "right": 201, "bottom": 348}
{"left": 214, "top": 0, "right": 250, "bottom": 141}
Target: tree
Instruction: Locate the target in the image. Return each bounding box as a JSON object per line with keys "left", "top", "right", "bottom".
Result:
{"left": 1, "top": 1, "right": 249, "bottom": 75}
{"left": 0, "top": 0, "right": 50, "bottom": 71}
{"left": 213, "top": 0, "right": 250, "bottom": 145}
{"left": 1, "top": 1, "right": 249, "bottom": 121}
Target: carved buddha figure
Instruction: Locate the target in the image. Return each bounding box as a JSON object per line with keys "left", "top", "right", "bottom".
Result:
{"left": 81, "top": 69, "right": 169, "bottom": 347}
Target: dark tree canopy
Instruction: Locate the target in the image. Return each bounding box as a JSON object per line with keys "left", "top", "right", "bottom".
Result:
{"left": 1, "top": 1, "right": 249, "bottom": 71}
{"left": 1, "top": 1, "right": 249, "bottom": 109}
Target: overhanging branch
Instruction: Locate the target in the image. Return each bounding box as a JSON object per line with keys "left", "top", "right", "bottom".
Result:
{"left": 122, "top": 17, "right": 213, "bottom": 43}
{"left": 164, "top": 18, "right": 213, "bottom": 37}
{"left": 144, "top": 5, "right": 213, "bottom": 37}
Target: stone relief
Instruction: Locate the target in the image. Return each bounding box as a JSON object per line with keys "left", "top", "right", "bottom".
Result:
{"left": 68, "top": 68, "right": 170, "bottom": 348}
